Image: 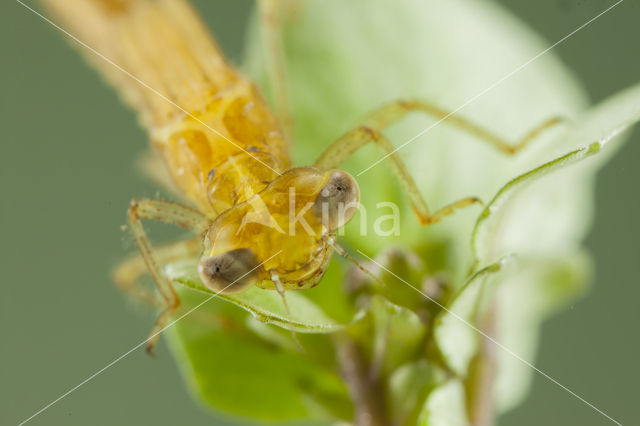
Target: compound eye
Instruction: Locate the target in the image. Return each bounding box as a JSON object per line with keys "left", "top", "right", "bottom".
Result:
{"left": 312, "top": 170, "right": 360, "bottom": 231}
{"left": 198, "top": 248, "right": 261, "bottom": 294}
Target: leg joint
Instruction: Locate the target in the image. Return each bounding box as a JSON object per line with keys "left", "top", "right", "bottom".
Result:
{"left": 128, "top": 197, "right": 143, "bottom": 214}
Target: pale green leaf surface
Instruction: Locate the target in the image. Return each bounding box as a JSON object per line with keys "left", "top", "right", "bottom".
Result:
{"left": 466, "top": 83, "right": 640, "bottom": 411}
{"left": 493, "top": 252, "right": 591, "bottom": 412}
{"left": 388, "top": 360, "right": 447, "bottom": 426}
{"left": 472, "top": 143, "right": 602, "bottom": 264}
{"left": 433, "top": 257, "right": 511, "bottom": 376}
{"left": 473, "top": 81, "right": 640, "bottom": 263}
{"left": 418, "top": 379, "right": 468, "bottom": 426}
{"left": 554, "top": 82, "right": 640, "bottom": 166}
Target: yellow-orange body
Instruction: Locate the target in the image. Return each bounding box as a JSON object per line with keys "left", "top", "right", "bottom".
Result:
{"left": 44, "top": 0, "right": 337, "bottom": 290}
{"left": 41, "top": 0, "right": 557, "bottom": 356}
{"left": 154, "top": 78, "right": 334, "bottom": 289}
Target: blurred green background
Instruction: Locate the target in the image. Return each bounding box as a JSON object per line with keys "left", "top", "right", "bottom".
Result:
{"left": 1, "top": 1, "right": 637, "bottom": 425}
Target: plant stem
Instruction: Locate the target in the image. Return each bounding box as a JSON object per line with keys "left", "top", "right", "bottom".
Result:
{"left": 466, "top": 305, "right": 498, "bottom": 426}
{"left": 336, "top": 335, "right": 390, "bottom": 426}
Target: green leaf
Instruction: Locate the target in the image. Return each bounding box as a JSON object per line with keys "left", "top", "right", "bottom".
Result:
{"left": 368, "top": 295, "right": 428, "bottom": 375}
{"left": 472, "top": 142, "right": 602, "bottom": 264}
{"left": 418, "top": 379, "right": 468, "bottom": 426}
{"left": 388, "top": 360, "right": 447, "bottom": 426}
{"left": 493, "top": 252, "right": 591, "bottom": 412}
{"left": 551, "top": 81, "right": 640, "bottom": 166}
{"left": 472, "top": 82, "right": 640, "bottom": 264}
{"left": 433, "top": 257, "right": 512, "bottom": 376}
{"left": 167, "top": 289, "right": 350, "bottom": 422}
{"left": 466, "top": 83, "right": 640, "bottom": 411}
{"left": 165, "top": 259, "right": 353, "bottom": 333}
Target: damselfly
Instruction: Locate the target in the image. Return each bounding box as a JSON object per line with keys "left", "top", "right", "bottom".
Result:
{"left": 42, "top": 0, "right": 558, "bottom": 352}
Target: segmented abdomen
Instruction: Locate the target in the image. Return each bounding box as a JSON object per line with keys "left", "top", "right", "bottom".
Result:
{"left": 43, "top": 0, "right": 290, "bottom": 214}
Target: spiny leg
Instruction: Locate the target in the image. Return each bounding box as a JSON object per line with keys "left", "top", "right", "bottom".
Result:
{"left": 113, "top": 238, "right": 201, "bottom": 308}
{"left": 126, "top": 198, "right": 209, "bottom": 354}
{"left": 359, "top": 99, "right": 563, "bottom": 155}
{"left": 315, "top": 126, "right": 480, "bottom": 225}
{"left": 315, "top": 100, "right": 562, "bottom": 225}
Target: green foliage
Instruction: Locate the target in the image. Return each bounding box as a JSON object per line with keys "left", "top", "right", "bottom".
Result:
{"left": 162, "top": 0, "right": 640, "bottom": 424}
{"left": 167, "top": 289, "right": 350, "bottom": 421}
{"left": 419, "top": 380, "right": 468, "bottom": 426}
{"left": 434, "top": 257, "right": 510, "bottom": 377}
